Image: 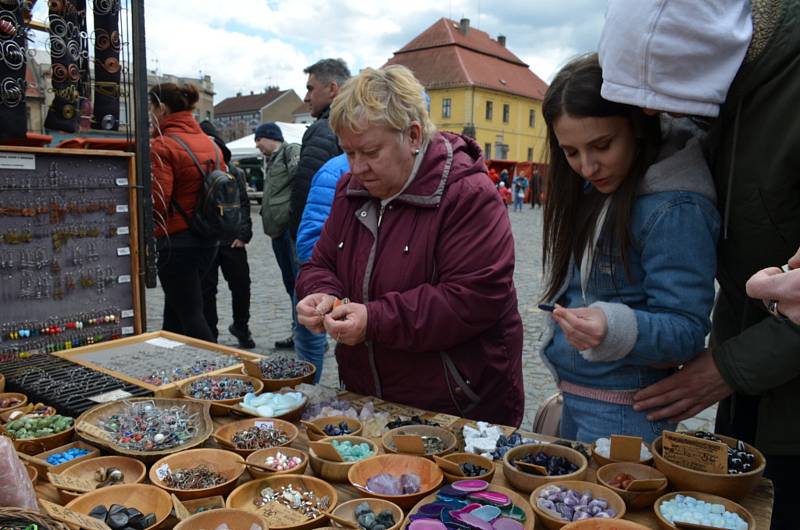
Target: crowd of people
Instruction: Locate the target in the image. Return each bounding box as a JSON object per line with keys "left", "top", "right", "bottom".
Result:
{"left": 148, "top": 3, "right": 798, "bottom": 528}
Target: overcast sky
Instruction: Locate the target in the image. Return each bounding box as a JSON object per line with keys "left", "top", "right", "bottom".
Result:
{"left": 34, "top": 1, "right": 607, "bottom": 103}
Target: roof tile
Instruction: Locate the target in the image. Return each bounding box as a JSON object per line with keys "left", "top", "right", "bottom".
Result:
{"left": 214, "top": 89, "right": 286, "bottom": 115}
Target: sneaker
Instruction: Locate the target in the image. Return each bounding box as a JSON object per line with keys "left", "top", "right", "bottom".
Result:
{"left": 228, "top": 324, "right": 256, "bottom": 349}
{"left": 274, "top": 335, "right": 294, "bottom": 349}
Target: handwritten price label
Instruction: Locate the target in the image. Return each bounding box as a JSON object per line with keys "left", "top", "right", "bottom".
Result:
{"left": 662, "top": 431, "right": 728, "bottom": 474}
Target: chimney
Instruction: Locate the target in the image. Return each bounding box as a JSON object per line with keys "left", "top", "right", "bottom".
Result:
{"left": 236, "top": 91, "right": 242, "bottom": 97}
{"left": 498, "top": 35, "right": 506, "bottom": 47}
{"left": 459, "top": 18, "right": 470, "bottom": 35}
{"left": 250, "top": 90, "right": 254, "bottom": 95}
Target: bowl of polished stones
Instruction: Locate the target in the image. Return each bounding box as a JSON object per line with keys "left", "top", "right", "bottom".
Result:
{"left": 179, "top": 374, "right": 264, "bottom": 416}
{"left": 348, "top": 453, "right": 444, "bottom": 510}
{"left": 437, "top": 451, "right": 496, "bottom": 483}
{"left": 149, "top": 448, "right": 247, "bottom": 501}
{"left": 237, "top": 389, "right": 308, "bottom": 423}
{"left": 246, "top": 446, "right": 309, "bottom": 479}
{"left": 226, "top": 475, "right": 338, "bottom": 530}
{"left": 596, "top": 462, "right": 668, "bottom": 511}
{"left": 405, "top": 481, "right": 535, "bottom": 530}
{"left": 1, "top": 402, "right": 57, "bottom": 423}
{"left": 591, "top": 437, "right": 653, "bottom": 467}
{"left": 531, "top": 481, "right": 626, "bottom": 530}
{"left": 75, "top": 398, "right": 214, "bottom": 463}
{"left": 651, "top": 431, "right": 766, "bottom": 500}
{"left": 502, "top": 443, "right": 588, "bottom": 493}
{"left": 65, "top": 483, "right": 173, "bottom": 530}
{"left": 0, "top": 392, "right": 28, "bottom": 414}
{"left": 55, "top": 455, "right": 148, "bottom": 503}
{"left": 174, "top": 508, "right": 269, "bottom": 530}
{"left": 213, "top": 417, "right": 299, "bottom": 458}
{"left": 304, "top": 415, "right": 363, "bottom": 442}
{"left": 381, "top": 425, "right": 458, "bottom": 459}
{"left": 653, "top": 491, "right": 755, "bottom": 530}
{"left": 332, "top": 499, "right": 404, "bottom": 530}
{"left": 561, "top": 520, "right": 651, "bottom": 530}
{"left": 243, "top": 355, "right": 316, "bottom": 391}
{"left": 3, "top": 412, "right": 75, "bottom": 454}
{"left": 309, "top": 435, "right": 379, "bottom": 483}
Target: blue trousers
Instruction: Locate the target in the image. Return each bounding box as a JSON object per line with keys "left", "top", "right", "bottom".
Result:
{"left": 292, "top": 290, "right": 328, "bottom": 383}
{"left": 271, "top": 230, "right": 298, "bottom": 328}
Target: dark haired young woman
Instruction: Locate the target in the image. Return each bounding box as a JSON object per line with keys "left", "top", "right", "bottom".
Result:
{"left": 537, "top": 55, "right": 720, "bottom": 442}
{"left": 149, "top": 82, "right": 221, "bottom": 341}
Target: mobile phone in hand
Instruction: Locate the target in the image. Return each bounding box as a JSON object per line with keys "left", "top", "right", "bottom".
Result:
{"left": 538, "top": 304, "right": 555, "bottom": 312}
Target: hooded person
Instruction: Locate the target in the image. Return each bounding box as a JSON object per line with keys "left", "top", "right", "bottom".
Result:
{"left": 599, "top": 2, "right": 800, "bottom": 528}
{"left": 295, "top": 65, "right": 524, "bottom": 426}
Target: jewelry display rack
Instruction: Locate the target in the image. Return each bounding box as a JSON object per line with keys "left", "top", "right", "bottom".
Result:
{"left": 0, "top": 146, "right": 142, "bottom": 358}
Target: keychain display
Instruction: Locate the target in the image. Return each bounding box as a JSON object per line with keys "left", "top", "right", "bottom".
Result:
{"left": 43, "top": 0, "right": 87, "bottom": 132}
{"left": 91, "top": 0, "right": 120, "bottom": 130}
{"left": 0, "top": 0, "right": 29, "bottom": 139}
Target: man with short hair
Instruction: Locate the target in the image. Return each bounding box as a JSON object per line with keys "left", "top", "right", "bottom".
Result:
{"left": 255, "top": 122, "right": 301, "bottom": 349}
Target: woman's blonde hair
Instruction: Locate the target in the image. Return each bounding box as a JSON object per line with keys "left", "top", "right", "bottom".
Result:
{"left": 330, "top": 65, "right": 436, "bottom": 143}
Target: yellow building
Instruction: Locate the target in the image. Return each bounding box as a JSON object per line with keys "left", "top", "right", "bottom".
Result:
{"left": 385, "top": 18, "right": 548, "bottom": 162}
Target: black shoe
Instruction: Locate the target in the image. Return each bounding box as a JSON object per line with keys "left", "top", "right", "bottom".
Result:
{"left": 229, "top": 324, "right": 256, "bottom": 349}
{"left": 274, "top": 336, "right": 294, "bottom": 349}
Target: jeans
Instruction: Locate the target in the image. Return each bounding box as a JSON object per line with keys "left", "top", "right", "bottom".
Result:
{"left": 157, "top": 244, "right": 218, "bottom": 342}
{"left": 272, "top": 230, "right": 298, "bottom": 328}
{"left": 292, "top": 291, "right": 328, "bottom": 383}
{"left": 201, "top": 244, "right": 251, "bottom": 338}
{"left": 559, "top": 392, "right": 674, "bottom": 444}
{"left": 513, "top": 194, "right": 524, "bottom": 211}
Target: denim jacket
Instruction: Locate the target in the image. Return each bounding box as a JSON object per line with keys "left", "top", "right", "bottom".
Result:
{"left": 540, "top": 119, "right": 721, "bottom": 390}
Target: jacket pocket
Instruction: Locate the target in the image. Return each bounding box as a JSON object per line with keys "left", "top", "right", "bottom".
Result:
{"left": 441, "top": 352, "right": 481, "bottom": 416}
{"left": 262, "top": 195, "right": 290, "bottom": 238}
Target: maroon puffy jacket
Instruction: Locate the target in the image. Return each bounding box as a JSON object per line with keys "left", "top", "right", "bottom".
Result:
{"left": 297, "top": 132, "right": 524, "bottom": 426}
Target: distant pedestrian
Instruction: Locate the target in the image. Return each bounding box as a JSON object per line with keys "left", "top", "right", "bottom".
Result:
{"left": 255, "top": 122, "right": 301, "bottom": 349}
{"left": 200, "top": 120, "right": 255, "bottom": 348}
{"left": 531, "top": 169, "right": 543, "bottom": 208}
{"left": 512, "top": 173, "right": 528, "bottom": 212}
{"left": 497, "top": 181, "right": 511, "bottom": 207}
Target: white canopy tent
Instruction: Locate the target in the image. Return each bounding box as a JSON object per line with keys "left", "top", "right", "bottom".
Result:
{"left": 228, "top": 122, "right": 309, "bottom": 160}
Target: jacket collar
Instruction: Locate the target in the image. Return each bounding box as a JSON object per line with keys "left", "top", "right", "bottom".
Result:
{"left": 152, "top": 111, "right": 202, "bottom": 137}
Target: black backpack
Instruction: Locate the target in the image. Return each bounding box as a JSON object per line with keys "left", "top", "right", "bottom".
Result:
{"left": 167, "top": 134, "right": 242, "bottom": 241}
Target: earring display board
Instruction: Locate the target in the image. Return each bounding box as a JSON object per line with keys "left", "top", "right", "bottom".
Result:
{"left": 53, "top": 330, "right": 264, "bottom": 397}
{"left": 0, "top": 146, "right": 141, "bottom": 357}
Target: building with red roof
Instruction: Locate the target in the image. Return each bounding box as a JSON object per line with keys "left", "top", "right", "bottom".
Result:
{"left": 385, "top": 17, "right": 548, "bottom": 163}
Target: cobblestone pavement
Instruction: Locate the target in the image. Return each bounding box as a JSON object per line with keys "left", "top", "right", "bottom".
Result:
{"left": 146, "top": 204, "right": 715, "bottom": 431}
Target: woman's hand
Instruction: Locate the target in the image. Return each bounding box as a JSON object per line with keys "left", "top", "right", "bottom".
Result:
{"left": 296, "top": 293, "right": 336, "bottom": 333}
{"left": 552, "top": 305, "right": 608, "bottom": 351}
{"left": 324, "top": 302, "right": 368, "bottom": 346}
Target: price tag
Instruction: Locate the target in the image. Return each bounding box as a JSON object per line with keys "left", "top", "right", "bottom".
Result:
{"left": 255, "top": 421, "right": 274, "bottom": 430}
{"left": 610, "top": 434, "right": 644, "bottom": 462}
{"left": 172, "top": 494, "right": 192, "bottom": 521}
{"left": 78, "top": 421, "right": 110, "bottom": 441}
{"left": 662, "top": 431, "right": 728, "bottom": 474}
{"left": 121, "top": 326, "right": 135, "bottom": 335}
{"left": 393, "top": 434, "right": 427, "bottom": 455}
{"left": 427, "top": 412, "right": 460, "bottom": 427}
{"left": 47, "top": 471, "right": 96, "bottom": 493}
{"left": 121, "top": 309, "right": 134, "bottom": 318}
{"left": 88, "top": 389, "right": 133, "bottom": 403}
{"left": 116, "top": 178, "right": 128, "bottom": 186}
{"left": 155, "top": 463, "right": 170, "bottom": 481}
{"left": 40, "top": 499, "right": 111, "bottom": 530}
{"left": 117, "top": 226, "right": 130, "bottom": 235}
{"left": 308, "top": 441, "right": 344, "bottom": 462}
{"left": 116, "top": 204, "right": 129, "bottom": 213}
{"left": 117, "top": 247, "right": 130, "bottom": 256}
{"left": 258, "top": 498, "right": 309, "bottom": 526}
{"left": 118, "top": 274, "right": 131, "bottom": 283}
{"left": 146, "top": 337, "right": 184, "bottom": 348}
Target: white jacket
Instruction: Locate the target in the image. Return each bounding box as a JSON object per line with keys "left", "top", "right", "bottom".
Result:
{"left": 598, "top": 0, "right": 752, "bottom": 117}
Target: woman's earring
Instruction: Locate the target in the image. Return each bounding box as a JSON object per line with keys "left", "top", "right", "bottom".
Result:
{"left": 414, "top": 148, "right": 420, "bottom": 155}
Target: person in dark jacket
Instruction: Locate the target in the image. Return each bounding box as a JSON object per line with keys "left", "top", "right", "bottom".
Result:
{"left": 287, "top": 58, "right": 350, "bottom": 242}
{"left": 599, "top": 2, "right": 800, "bottom": 527}
{"left": 149, "top": 83, "right": 219, "bottom": 342}
{"left": 296, "top": 65, "right": 524, "bottom": 426}
{"left": 199, "top": 120, "right": 255, "bottom": 348}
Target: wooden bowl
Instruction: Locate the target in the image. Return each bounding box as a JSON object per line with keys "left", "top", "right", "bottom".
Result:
{"left": 75, "top": 398, "right": 213, "bottom": 462}
{"left": 530, "top": 480, "right": 626, "bottom": 530}
{"left": 651, "top": 434, "right": 766, "bottom": 500}
{"left": 213, "top": 417, "right": 299, "bottom": 457}
{"left": 305, "top": 416, "right": 363, "bottom": 442}
{"left": 0, "top": 392, "right": 27, "bottom": 413}
{"left": 332, "top": 498, "right": 403, "bottom": 530}
{"left": 64, "top": 483, "right": 172, "bottom": 530}
{"left": 653, "top": 491, "right": 756, "bottom": 530}
{"left": 57, "top": 455, "right": 148, "bottom": 504}
{"left": 10, "top": 425, "right": 75, "bottom": 455}
{"left": 309, "top": 435, "right": 378, "bottom": 483}
{"left": 562, "top": 520, "right": 652, "bottom": 530}
{"left": 246, "top": 446, "right": 309, "bottom": 479}
{"left": 181, "top": 495, "right": 226, "bottom": 515}
{"left": 174, "top": 508, "right": 268, "bottom": 530}
{"left": 440, "top": 452, "right": 495, "bottom": 483}
{"left": 226, "top": 475, "right": 338, "bottom": 530}
{"left": 149, "top": 448, "right": 246, "bottom": 500}
{"left": 406, "top": 484, "right": 534, "bottom": 530}
{"left": 347, "top": 453, "right": 444, "bottom": 510}
{"left": 179, "top": 374, "right": 264, "bottom": 416}
{"left": 381, "top": 425, "right": 457, "bottom": 458}
{"left": 242, "top": 357, "right": 316, "bottom": 391}
{"left": 25, "top": 463, "right": 37, "bottom": 484}
{"left": 596, "top": 462, "right": 669, "bottom": 511}
{"left": 0, "top": 373, "right": 4, "bottom": 392}
{"left": 502, "top": 443, "right": 588, "bottom": 493}
{"left": 233, "top": 389, "right": 309, "bottom": 423}
{"left": 0, "top": 402, "right": 57, "bottom": 423}
{"left": 591, "top": 439, "right": 653, "bottom": 467}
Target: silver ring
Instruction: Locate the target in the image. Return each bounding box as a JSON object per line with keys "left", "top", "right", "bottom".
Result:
{"left": 767, "top": 299, "right": 785, "bottom": 320}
